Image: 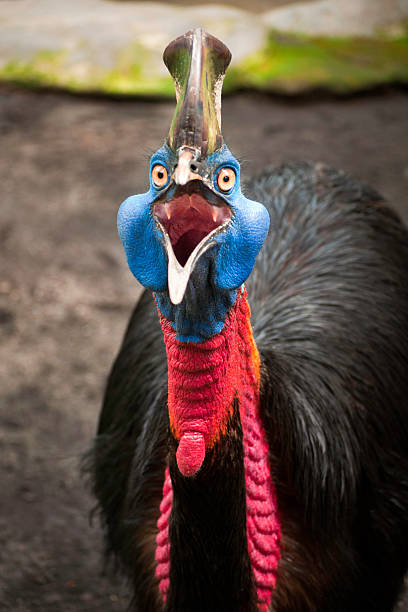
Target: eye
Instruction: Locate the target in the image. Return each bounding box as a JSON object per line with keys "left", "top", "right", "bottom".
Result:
{"left": 152, "top": 164, "right": 169, "bottom": 188}
{"left": 216, "top": 167, "right": 236, "bottom": 192}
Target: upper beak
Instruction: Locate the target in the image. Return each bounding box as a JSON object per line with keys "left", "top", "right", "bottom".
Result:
{"left": 173, "top": 148, "right": 203, "bottom": 186}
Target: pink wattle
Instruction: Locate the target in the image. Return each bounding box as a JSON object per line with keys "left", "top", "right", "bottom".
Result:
{"left": 176, "top": 431, "right": 206, "bottom": 476}
{"left": 238, "top": 317, "right": 281, "bottom": 611}
{"left": 155, "top": 466, "right": 172, "bottom": 602}
{"left": 155, "top": 289, "right": 281, "bottom": 610}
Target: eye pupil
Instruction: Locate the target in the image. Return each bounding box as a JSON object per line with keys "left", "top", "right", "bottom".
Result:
{"left": 223, "top": 175, "right": 229, "bottom": 183}
{"left": 158, "top": 171, "right": 164, "bottom": 179}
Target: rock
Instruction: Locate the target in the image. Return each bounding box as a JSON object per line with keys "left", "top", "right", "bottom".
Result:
{"left": 0, "top": 0, "right": 407, "bottom": 94}
{"left": 0, "top": 0, "right": 266, "bottom": 94}
{"left": 263, "top": 0, "right": 408, "bottom": 36}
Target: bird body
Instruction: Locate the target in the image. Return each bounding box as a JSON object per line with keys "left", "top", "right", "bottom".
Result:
{"left": 89, "top": 30, "right": 408, "bottom": 612}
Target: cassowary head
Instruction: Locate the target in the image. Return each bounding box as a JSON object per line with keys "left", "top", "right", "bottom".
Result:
{"left": 118, "top": 29, "right": 269, "bottom": 343}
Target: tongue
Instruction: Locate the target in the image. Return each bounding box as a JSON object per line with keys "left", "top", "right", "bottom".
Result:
{"left": 176, "top": 432, "right": 206, "bottom": 477}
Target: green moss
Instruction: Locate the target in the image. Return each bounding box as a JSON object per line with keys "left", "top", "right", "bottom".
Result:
{"left": 99, "top": 42, "right": 175, "bottom": 96}
{"left": 0, "top": 44, "right": 175, "bottom": 96}
{"left": 225, "top": 29, "right": 408, "bottom": 93}
{"left": 0, "top": 50, "right": 67, "bottom": 89}
{"left": 99, "top": 70, "right": 173, "bottom": 96}
{"left": 1, "top": 29, "right": 408, "bottom": 96}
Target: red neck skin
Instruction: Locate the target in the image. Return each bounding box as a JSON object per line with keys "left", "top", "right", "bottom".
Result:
{"left": 155, "top": 289, "right": 281, "bottom": 611}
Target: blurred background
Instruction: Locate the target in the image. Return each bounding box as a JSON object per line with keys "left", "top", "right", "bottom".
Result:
{"left": 1, "top": 0, "right": 408, "bottom": 610}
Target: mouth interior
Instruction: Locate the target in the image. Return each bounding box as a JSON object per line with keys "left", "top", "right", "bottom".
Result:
{"left": 154, "top": 187, "right": 231, "bottom": 267}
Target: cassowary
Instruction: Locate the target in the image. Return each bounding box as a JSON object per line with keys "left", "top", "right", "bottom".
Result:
{"left": 89, "top": 29, "right": 408, "bottom": 611}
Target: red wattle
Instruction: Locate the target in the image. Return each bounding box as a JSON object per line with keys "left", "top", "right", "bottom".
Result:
{"left": 158, "top": 299, "right": 241, "bottom": 463}
{"left": 176, "top": 431, "right": 206, "bottom": 476}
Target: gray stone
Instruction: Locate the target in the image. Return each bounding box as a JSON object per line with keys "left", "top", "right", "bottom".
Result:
{"left": 0, "top": 0, "right": 266, "bottom": 80}
{"left": 0, "top": 0, "right": 407, "bottom": 94}
{"left": 263, "top": 0, "right": 408, "bottom": 36}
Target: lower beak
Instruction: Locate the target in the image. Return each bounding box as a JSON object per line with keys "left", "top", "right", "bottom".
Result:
{"left": 163, "top": 229, "right": 217, "bottom": 305}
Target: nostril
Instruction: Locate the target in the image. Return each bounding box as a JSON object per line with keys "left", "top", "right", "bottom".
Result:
{"left": 190, "top": 163, "right": 198, "bottom": 172}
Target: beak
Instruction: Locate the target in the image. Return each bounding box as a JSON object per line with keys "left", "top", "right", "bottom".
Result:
{"left": 153, "top": 180, "right": 232, "bottom": 305}
{"left": 159, "top": 29, "right": 232, "bottom": 304}
{"left": 172, "top": 148, "right": 203, "bottom": 186}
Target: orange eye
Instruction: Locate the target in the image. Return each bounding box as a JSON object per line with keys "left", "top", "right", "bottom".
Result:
{"left": 152, "top": 164, "right": 169, "bottom": 188}
{"left": 217, "top": 167, "right": 236, "bottom": 192}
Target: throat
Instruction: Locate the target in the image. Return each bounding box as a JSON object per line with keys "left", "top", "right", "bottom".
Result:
{"left": 154, "top": 253, "right": 237, "bottom": 343}
{"left": 156, "top": 289, "right": 281, "bottom": 611}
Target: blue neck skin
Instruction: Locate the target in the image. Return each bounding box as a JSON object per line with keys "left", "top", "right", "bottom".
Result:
{"left": 155, "top": 252, "right": 238, "bottom": 343}
{"left": 117, "top": 144, "right": 270, "bottom": 344}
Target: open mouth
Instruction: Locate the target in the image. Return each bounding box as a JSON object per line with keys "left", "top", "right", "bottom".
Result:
{"left": 154, "top": 181, "right": 232, "bottom": 267}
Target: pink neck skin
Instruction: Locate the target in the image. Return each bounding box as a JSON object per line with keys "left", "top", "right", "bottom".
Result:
{"left": 155, "top": 289, "right": 281, "bottom": 610}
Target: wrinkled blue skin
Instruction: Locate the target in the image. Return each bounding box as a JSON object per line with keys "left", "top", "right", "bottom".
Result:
{"left": 117, "top": 144, "right": 270, "bottom": 342}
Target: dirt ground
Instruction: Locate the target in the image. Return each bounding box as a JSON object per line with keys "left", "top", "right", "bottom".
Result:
{"left": 0, "top": 86, "right": 408, "bottom": 611}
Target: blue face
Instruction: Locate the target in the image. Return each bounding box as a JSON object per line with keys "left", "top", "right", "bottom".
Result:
{"left": 117, "top": 143, "right": 269, "bottom": 342}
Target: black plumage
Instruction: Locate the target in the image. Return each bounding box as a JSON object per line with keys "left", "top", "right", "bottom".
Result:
{"left": 88, "top": 161, "right": 408, "bottom": 611}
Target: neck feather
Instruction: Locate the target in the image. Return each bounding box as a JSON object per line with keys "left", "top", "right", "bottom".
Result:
{"left": 156, "top": 289, "right": 281, "bottom": 610}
